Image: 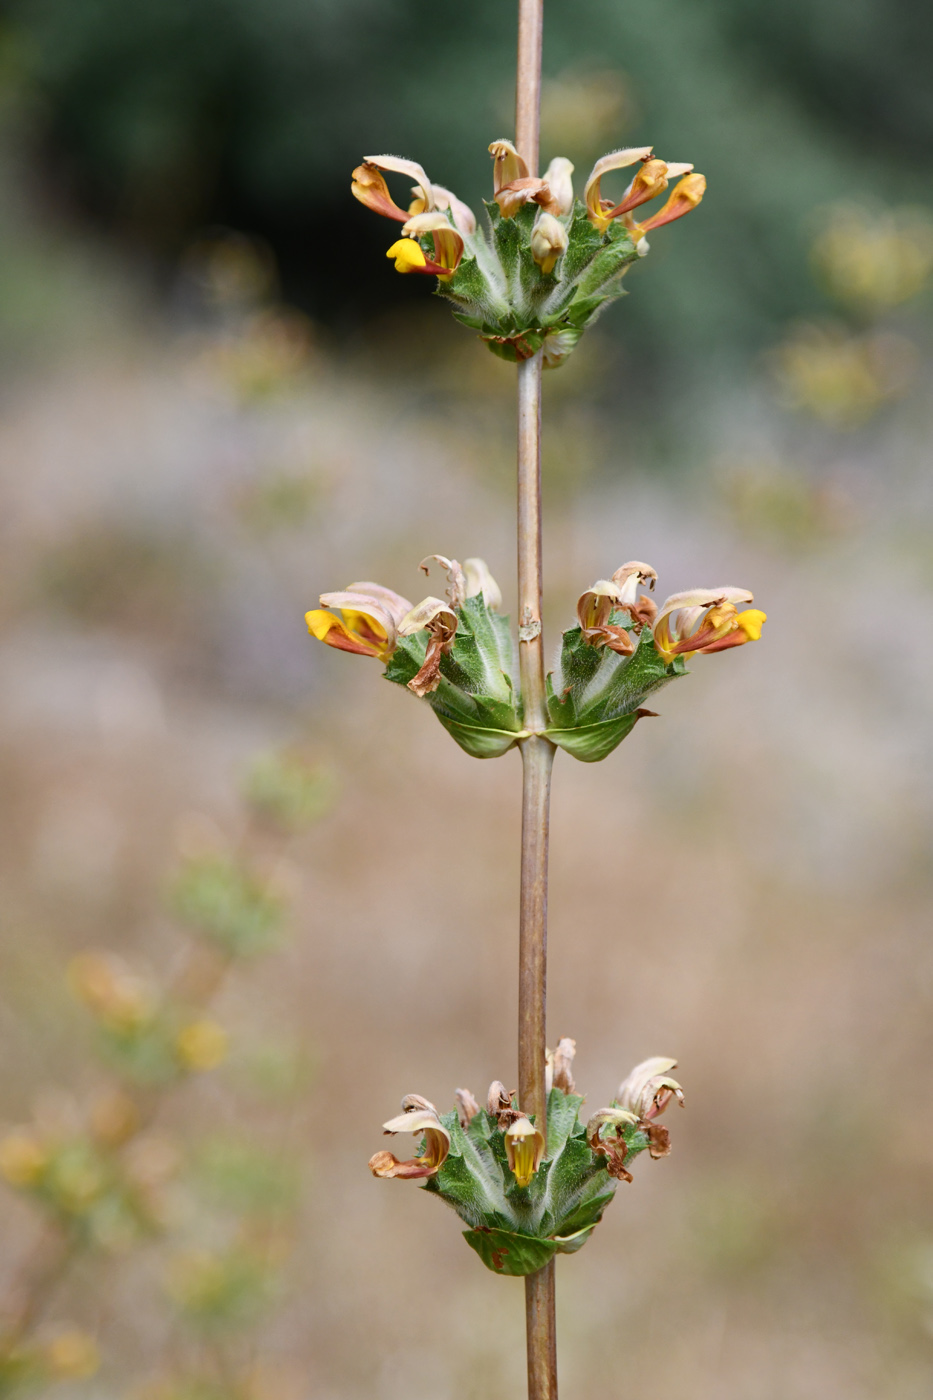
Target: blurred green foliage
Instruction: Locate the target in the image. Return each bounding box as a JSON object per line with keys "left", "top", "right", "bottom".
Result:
{"left": 4, "top": 0, "right": 930, "bottom": 372}
{"left": 170, "top": 855, "right": 287, "bottom": 957}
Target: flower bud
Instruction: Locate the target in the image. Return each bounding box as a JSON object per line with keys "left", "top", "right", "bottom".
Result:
{"left": 542, "top": 157, "right": 574, "bottom": 216}
{"left": 531, "top": 213, "right": 568, "bottom": 275}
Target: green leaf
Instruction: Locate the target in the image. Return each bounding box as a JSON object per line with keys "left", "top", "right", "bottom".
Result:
{"left": 433, "top": 713, "right": 523, "bottom": 759}
{"left": 546, "top": 711, "right": 643, "bottom": 762}
{"left": 463, "top": 1226, "right": 557, "bottom": 1277}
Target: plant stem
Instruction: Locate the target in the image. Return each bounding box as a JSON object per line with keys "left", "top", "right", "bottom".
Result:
{"left": 515, "top": 3, "right": 556, "bottom": 1394}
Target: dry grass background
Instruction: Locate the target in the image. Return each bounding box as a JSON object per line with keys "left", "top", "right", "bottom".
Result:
{"left": 0, "top": 281, "right": 932, "bottom": 1398}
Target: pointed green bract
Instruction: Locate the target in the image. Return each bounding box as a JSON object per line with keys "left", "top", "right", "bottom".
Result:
{"left": 417, "top": 1090, "right": 652, "bottom": 1276}
{"left": 545, "top": 625, "right": 686, "bottom": 760}
{"left": 383, "top": 594, "right": 525, "bottom": 759}
{"left": 436, "top": 199, "right": 640, "bottom": 369}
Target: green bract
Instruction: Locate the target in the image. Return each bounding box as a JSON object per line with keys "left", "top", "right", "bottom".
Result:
{"left": 434, "top": 201, "right": 638, "bottom": 368}
{"left": 383, "top": 591, "right": 683, "bottom": 761}
{"left": 423, "top": 1090, "right": 649, "bottom": 1277}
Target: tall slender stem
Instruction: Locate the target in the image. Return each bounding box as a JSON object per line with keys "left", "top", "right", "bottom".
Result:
{"left": 515, "top": 3, "right": 556, "bottom": 1395}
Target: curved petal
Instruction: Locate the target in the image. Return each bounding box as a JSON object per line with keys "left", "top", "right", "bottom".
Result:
{"left": 432, "top": 184, "right": 477, "bottom": 235}
{"left": 463, "top": 558, "right": 502, "bottom": 611}
{"left": 398, "top": 597, "right": 458, "bottom": 638}
{"left": 418, "top": 555, "right": 466, "bottom": 608}
{"left": 344, "top": 583, "right": 413, "bottom": 627}
{"left": 584, "top": 146, "right": 653, "bottom": 227}
{"left": 351, "top": 163, "right": 410, "bottom": 222}
{"left": 616, "top": 1057, "right": 683, "bottom": 1119}
{"left": 364, "top": 154, "right": 435, "bottom": 209}
{"left": 489, "top": 139, "right": 529, "bottom": 193}
{"left": 496, "top": 176, "right": 558, "bottom": 219}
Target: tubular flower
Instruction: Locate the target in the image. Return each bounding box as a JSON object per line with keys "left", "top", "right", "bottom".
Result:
{"left": 653, "top": 587, "right": 766, "bottom": 662}
{"left": 306, "top": 583, "right": 413, "bottom": 662}
{"left": 369, "top": 1099, "right": 451, "bottom": 1180}
{"left": 583, "top": 147, "right": 701, "bottom": 237}
{"left": 577, "top": 560, "right": 658, "bottom": 653}
{"left": 504, "top": 1115, "right": 546, "bottom": 1188}
{"left": 462, "top": 557, "right": 502, "bottom": 610}
{"left": 398, "top": 597, "right": 459, "bottom": 696}
{"left": 531, "top": 212, "right": 568, "bottom": 275}
{"left": 353, "top": 154, "right": 474, "bottom": 280}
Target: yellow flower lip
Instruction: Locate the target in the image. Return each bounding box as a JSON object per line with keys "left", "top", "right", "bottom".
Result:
{"left": 387, "top": 238, "right": 428, "bottom": 272}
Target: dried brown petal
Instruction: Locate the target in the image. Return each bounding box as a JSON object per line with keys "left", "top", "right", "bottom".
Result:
{"left": 552, "top": 1037, "right": 577, "bottom": 1094}
{"left": 455, "top": 1088, "right": 480, "bottom": 1128}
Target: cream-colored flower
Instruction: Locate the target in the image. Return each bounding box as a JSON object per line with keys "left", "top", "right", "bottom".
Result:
{"left": 369, "top": 1103, "right": 451, "bottom": 1179}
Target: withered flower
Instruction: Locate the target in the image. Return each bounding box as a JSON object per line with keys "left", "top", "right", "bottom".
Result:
{"left": 615, "top": 1056, "right": 685, "bottom": 1121}
{"left": 585, "top": 1107, "right": 640, "bottom": 1181}
{"left": 488, "top": 139, "right": 561, "bottom": 218}
{"left": 504, "top": 1115, "right": 546, "bottom": 1188}
{"left": 486, "top": 1081, "right": 513, "bottom": 1120}
{"left": 398, "top": 596, "right": 459, "bottom": 697}
{"left": 577, "top": 560, "right": 658, "bottom": 652}
{"left": 369, "top": 1100, "right": 451, "bottom": 1180}
{"left": 551, "top": 1037, "right": 577, "bottom": 1094}
{"left": 455, "top": 1088, "right": 481, "bottom": 1128}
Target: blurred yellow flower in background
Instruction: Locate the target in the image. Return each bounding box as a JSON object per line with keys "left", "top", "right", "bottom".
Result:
{"left": 771, "top": 321, "right": 917, "bottom": 428}
{"left": 45, "top": 1329, "right": 100, "bottom": 1380}
{"left": 811, "top": 204, "right": 933, "bottom": 313}
{"left": 176, "top": 1019, "right": 229, "bottom": 1072}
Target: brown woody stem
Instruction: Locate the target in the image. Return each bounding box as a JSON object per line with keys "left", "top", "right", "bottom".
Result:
{"left": 515, "top": 2, "right": 557, "bottom": 1395}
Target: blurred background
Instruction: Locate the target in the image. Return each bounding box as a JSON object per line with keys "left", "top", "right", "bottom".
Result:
{"left": 0, "top": 0, "right": 931, "bottom": 1395}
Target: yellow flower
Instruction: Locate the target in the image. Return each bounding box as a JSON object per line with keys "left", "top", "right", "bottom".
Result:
{"left": 504, "top": 1116, "right": 546, "bottom": 1188}
{"left": 306, "top": 582, "right": 413, "bottom": 662}
{"left": 387, "top": 212, "right": 465, "bottom": 279}
{"left": 45, "top": 1330, "right": 100, "bottom": 1380}
{"left": 583, "top": 147, "right": 702, "bottom": 237}
{"left": 68, "top": 952, "right": 157, "bottom": 1032}
{"left": 175, "top": 1019, "right": 228, "bottom": 1072}
{"left": 653, "top": 587, "right": 766, "bottom": 660}
{"left": 0, "top": 1130, "right": 47, "bottom": 1187}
